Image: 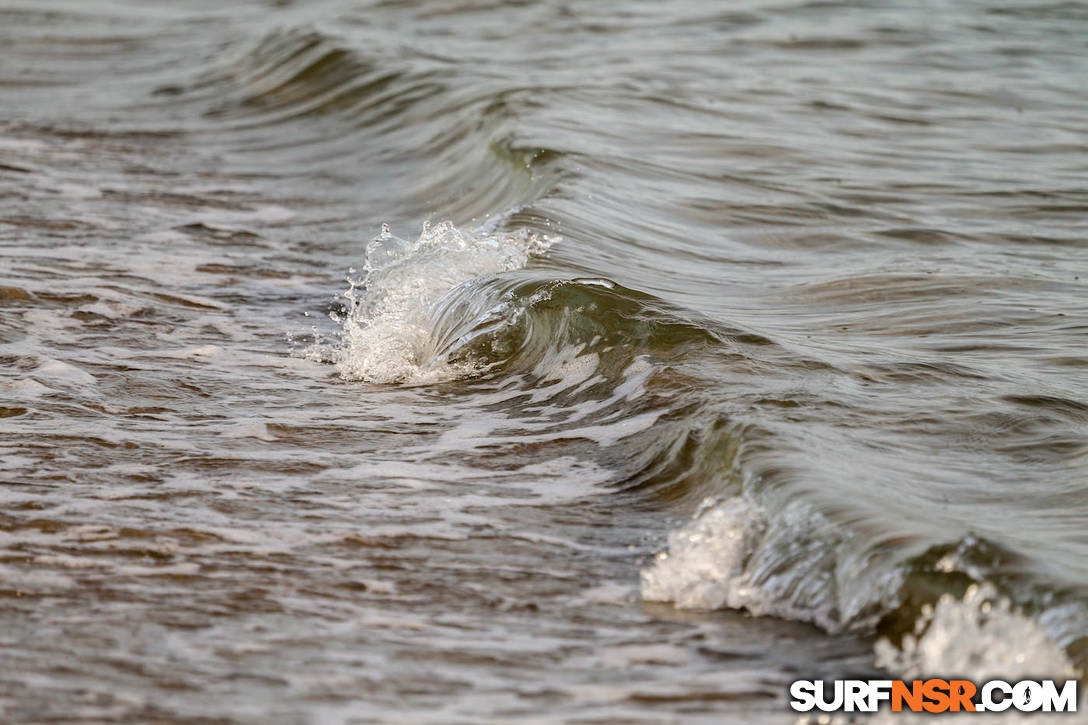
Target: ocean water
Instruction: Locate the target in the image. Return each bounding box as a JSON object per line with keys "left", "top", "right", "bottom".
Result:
{"left": 1, "top": 0, "right": 1087, "bottom": 722}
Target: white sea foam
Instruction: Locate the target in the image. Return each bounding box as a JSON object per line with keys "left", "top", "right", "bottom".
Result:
{"left": 640, "top": 495, "right": 856, "bottom": 630}
{"left": 640, "top": 497, "right": 773, "bottom": 613}
{"left": 874, "top": 582, "right": 1076, "bottom": 682}
{"left": 643, "top": 496, "right": 1079, "bottom": 710}
{"left": 32, "top": 358, "right": 97, "bottom": 387}
{"left": 865, "top": 586, "right": 1079, "bottom": 724}
{"left": 325, "top": 220, "right": 550, "bottom": 384}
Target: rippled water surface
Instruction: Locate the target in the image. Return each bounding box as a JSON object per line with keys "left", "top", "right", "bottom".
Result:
{"left": 2, "top": 1, "right": 1087, "bottom": 722}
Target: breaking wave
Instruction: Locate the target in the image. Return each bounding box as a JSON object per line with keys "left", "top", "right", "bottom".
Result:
{"left": 314, "top": 220, "right": 551, "bottom": 384}
{"left": 313, "top": 216, "right": 1087, "bottom": 688}
{"left": 642, "top": 495, "right": 1083, "bottom": 685}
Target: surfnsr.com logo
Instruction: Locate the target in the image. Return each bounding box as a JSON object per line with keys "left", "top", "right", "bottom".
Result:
{"left": 790, "top": 679, "right": 1078, "bottom": 714}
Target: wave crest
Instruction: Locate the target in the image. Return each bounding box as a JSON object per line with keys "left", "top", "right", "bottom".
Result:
{"left": 875, "top": 582, "right": 1075, "bottom": 681}
{"left": 641, "top": 494, "right": 1084, "bottom": 680}
{"left": 321, "top": 220, "right": 550, "bottom": 384}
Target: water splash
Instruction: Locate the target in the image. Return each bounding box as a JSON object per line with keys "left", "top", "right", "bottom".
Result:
{"left": 875, "top": 583, "right": 1075, "bottom": 681}
{"left": 643, "top": 495, "right": 1080, "bottom": 691}
{"left": 641, "top": 497, "right": 769, "bottom": 610}
{"left": 323, "top": 220, "right": 551, "bottom": 384}
{"left": 640, "top": 496, "right": 852, "bottom": 630}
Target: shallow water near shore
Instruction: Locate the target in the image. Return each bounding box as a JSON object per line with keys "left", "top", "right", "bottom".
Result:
{"left": 1, "top": 0, "right": 1087, "bottom": 722}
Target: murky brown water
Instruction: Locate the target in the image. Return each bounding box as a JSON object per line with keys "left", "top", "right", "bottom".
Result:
{"left": 2, "top": 1, "right": 1087, "bottom": 722}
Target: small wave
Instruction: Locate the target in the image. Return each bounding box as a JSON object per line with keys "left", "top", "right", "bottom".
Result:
{"left": 315, "top": 215, "right": 745, "bottom": 389}
{"left": 312, "top": 215, "right": 1087, "bottom": 686}
{"left": 194, "top": 28, "right": 569, "bottom": 223}
{"left": 428, "top": 273, "right": 724, "bottom": 380}
{"left": 875, "top": 582, "right": 1075, "bottom": 681}
{"left": 315, "top": 220, "right": 551, "bottom": 384}
{"left": 641, "top": 494, "right": 1084, "bottom": 683}
{"left": 641, "top": 496, "right": 856, "bottom": 631}
{"left": 202, "top": 28, "right": 396, "bottom": 119}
